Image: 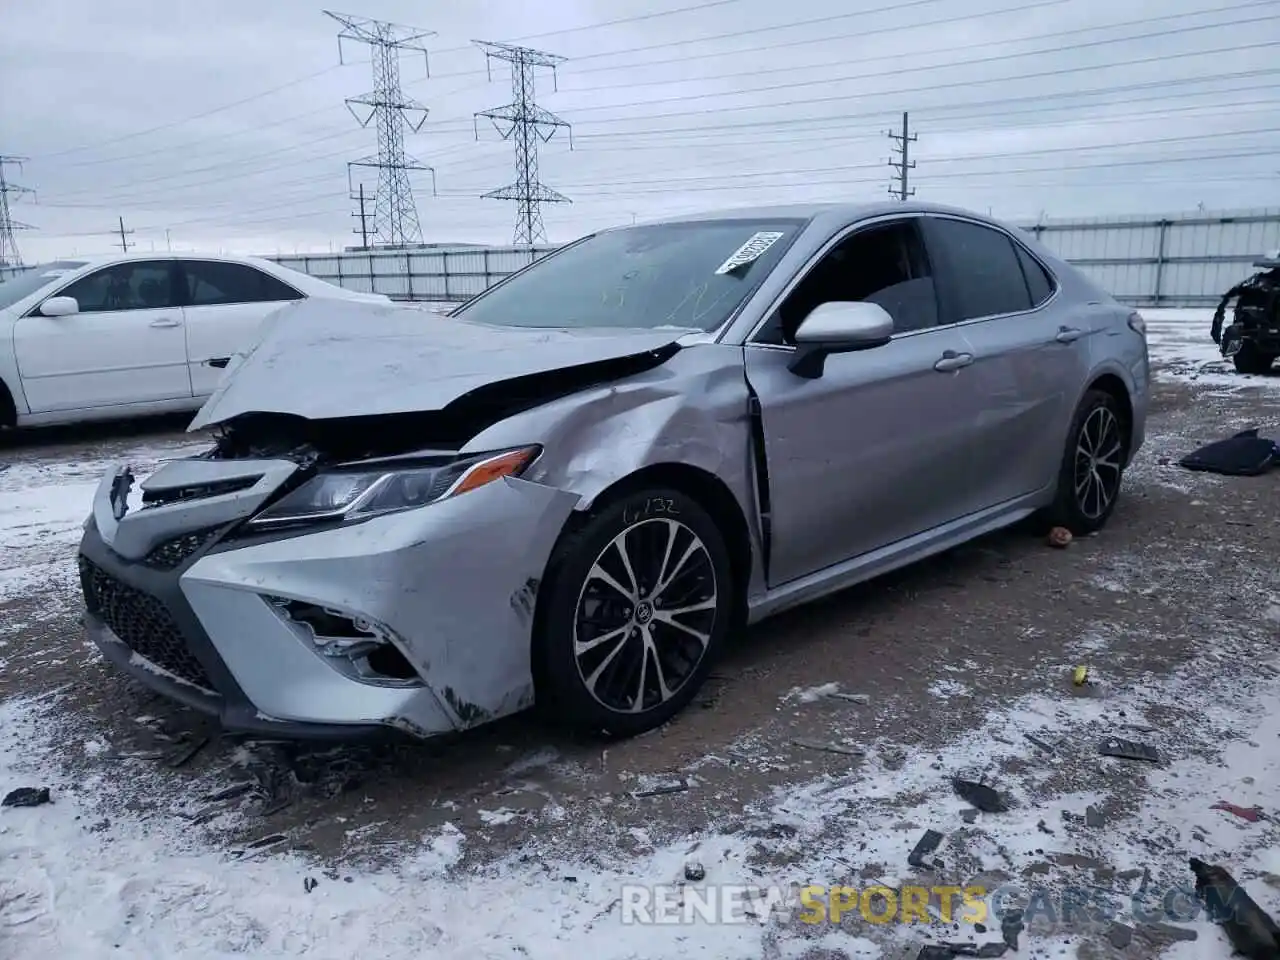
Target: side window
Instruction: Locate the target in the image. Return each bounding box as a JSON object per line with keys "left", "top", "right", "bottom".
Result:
{"left": 183, "top": 260, "right": 303, "bottom": 307}
{"left": 1014, "top": 242, "right": 1055, "bottom": 307}
{"left": 57, "top": 261, "right": 176, "bottom": 313}
{"left": 927, "top": 218, "right": 1033, "bottom": 321}
{"left": 757, "top": 220, "right": 939, "bottom": 345}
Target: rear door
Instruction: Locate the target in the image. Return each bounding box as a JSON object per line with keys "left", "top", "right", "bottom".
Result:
{"left": 920, "top": 215, "right": 1091, "bottom": 508}
{"left": 14, "top": 259, "right": 191, "bottom": 413}
{"left": 177, "top": 259, "right": 304, "bottom": 397}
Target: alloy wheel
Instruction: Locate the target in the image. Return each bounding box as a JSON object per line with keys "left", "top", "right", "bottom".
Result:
{"left": 1073, "top": 406, "right": 1123, "bottom": 520}
{"left": 572, "top": 517, "right": 719, "bottom": 714}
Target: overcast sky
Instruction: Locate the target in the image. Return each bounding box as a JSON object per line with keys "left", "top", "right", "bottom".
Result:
{"left": 2, "top": 0, "right": 1278, "bottom": 260}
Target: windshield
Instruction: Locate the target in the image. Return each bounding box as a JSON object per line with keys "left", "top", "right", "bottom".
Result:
{"left": 0, "top": 261, "right": 88, "bottom": 311}
{"left": 454, "top": 219, "right": 805, "bottom": 332}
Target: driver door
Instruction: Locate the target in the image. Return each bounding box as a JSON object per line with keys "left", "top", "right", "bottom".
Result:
{"left": 743, "top": 216, "right": 983, "bottom": 587}
{"left": 14, "top": 259, "right": 192, "bottom": 413}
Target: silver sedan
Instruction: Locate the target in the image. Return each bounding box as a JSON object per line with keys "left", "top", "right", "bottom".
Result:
{"left": 77, "top": 200, "right": 1150, "bottom": 741}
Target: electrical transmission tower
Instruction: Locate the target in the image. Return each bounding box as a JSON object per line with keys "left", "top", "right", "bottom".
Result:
{"left": 886, "top": 112, "right": 917, "bottom": 202}
{"left": 473, "top": 41, "right": 572, "bottom": 246}
{"left": 325, "top": 10, "right": 437, "bottom": 248}
{"left": 0, "top": 156, "right": 35, "bottom": 268}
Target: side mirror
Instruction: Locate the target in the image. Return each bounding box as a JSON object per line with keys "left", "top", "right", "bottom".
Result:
{"left": 39, "top": 296, "right": 80, "bottom": 317}
{"left": 788, "top": 301, "right": 894, "bottom": 379}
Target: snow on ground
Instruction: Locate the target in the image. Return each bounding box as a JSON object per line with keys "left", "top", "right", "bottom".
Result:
{"left": 1144, "top": 308, "right": 1280, "bottom": 391}
{"left": 4, "top": 309, "right": 1280, "bottom": 958}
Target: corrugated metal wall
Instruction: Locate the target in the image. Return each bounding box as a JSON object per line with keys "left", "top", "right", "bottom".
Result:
{"left": 1018, "top": 208, "right": 1280, "bottom": 306}
{"left": 268, "top": 245, "right": 559, "bottom": 302}
{"left": 5, "top": 209, "right": 1279, "bottom": 306}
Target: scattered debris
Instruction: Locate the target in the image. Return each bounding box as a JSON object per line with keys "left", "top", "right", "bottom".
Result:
{"left": 1107, "top": 922, "right": 1135, "bottom": 949}
{"left": 1047, "top": 526, "right": 1073, "bottom": 548}
{"left": 231, "top": 833, "right": 288, "bottom": 861}
{"left": 1189, "top": 857, "right": 1280, "bottom": 958}
{"left": 165, "top": 736, "right": 210, "bottom": 769}
{"left": 201, "top": 782, "right": 255, "bottom": 804}
{"left": 907, "top": 829, "right": 945, "bottom": 868}
{"left": 952, "top": 778, "right": 1008, "bottom": 813}
{"left": 1139, "top": 921, "right": 1200, "bottom": 944}
{"left": 1023, "top": 732, "right": 1057, "bottom": 754}
{"left": 1072, "top": 665, "right": 1090, "bottom": 687}
{"left": 1086, "top": 805, "right": 1106, "bottom": 828}
{"left": 1212, "top": 800, "right": 1265, "bottom": 823}
{"left": 1099, "top": 736, "right": 1162, "bottom": 763}
{"left": 304, "top": 876, "right": 319, "bottom": 893}
{"left": 2, "top": 786, "right": 51, "bottom": 808}
{"left": 1036, "top": 819, "right": 1054, "bottom": 835}
{"left": 825, "top": 692, "right": 871, "bottom": 704}
{"left": 631, "top": 778, "right": 690, "bottom": 799}
{"left": 684, "top": 862, "right": 706, "bottom": 882}
{"left": 791, "top": 738, "right": 865, "bottom": 758}
{"left": 1001, "top": 909, "right": 1025, "bottom": 951}
{"left": 960, "top": 809, "right": 979, "bottom": 824}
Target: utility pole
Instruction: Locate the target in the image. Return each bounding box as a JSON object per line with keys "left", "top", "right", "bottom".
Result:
{"left": 351, "top": 182, "right": 372, "bottom": 249}
{"left": 473, "top": 40, "right": 572, "bottom": 246}
{"left": 887, "top": 111, "right": 917, "bottom": 202}
{"left": 111, "top": 215, "right": 135, "bottom": 253}
{"left": 326, "top": 10, "right": 437, "bottom": 248}
{"left": 0, "top": 156, "right": 35, "bottom": 268}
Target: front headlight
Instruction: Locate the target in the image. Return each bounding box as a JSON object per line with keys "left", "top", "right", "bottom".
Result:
{"left": 248, "top": 445, "right": 540, "bottom": 528}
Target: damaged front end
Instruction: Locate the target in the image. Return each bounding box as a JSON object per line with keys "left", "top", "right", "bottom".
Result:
{"left": 77, "top": 331, "right": 688, "bottom": 741}
{"left": 1211, "top": 252, "right": 1280, "bottom": 359}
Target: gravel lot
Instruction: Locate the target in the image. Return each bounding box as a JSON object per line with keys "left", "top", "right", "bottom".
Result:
{"left": 4, "top": 309, "right": 1280, "bottom": 958}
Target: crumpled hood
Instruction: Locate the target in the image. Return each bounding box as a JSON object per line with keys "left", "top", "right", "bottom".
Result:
{"left": 189, "top": 298, "right": 693, "bottom": 429}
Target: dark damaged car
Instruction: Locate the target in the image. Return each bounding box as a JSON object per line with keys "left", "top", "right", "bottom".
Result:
{"left": 77, "top": 201, "right": 1150, "bottom": 740}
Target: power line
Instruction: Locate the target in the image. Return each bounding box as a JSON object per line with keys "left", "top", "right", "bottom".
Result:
{"left": 326, "top": 9, "right": 437, "bottom": 247}
{"left": 887, "top": 112, "right": 917, "bottom": 201}
{"left": 473, "top": 41, "right": 572, "bottom": 246}
{"left": 0, "top": 156, "right": 35, "bottom": 268}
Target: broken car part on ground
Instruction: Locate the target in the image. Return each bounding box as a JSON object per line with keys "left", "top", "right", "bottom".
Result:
{"left": 74, "top": 200, "right": 1150, "bottom": 744}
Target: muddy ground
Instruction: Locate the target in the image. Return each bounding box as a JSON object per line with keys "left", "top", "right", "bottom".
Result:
{"left": 2, "top": 355, "right": 1279, "bottom": 896}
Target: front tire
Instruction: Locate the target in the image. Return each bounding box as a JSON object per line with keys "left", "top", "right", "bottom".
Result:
{"left": 1045, "top": 389, "right": 1129, "bottom": 536}
{"left": 535, "top": 486, "right": 734, "bottom": 738}
{"left": 1233, "top": 341, "right": 1275, "bottom": 375}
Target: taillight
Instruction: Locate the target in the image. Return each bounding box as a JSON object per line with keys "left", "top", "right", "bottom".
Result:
{"left": 1127, "top": 311, "right": 1146, "bottom": 336}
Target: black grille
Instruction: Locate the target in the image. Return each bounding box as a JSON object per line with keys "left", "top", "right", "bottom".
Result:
{"left": 79, "top": 556, "right": 214, "bottom": 692}
{"left": 142, "top": 528, "right": 219, "bottom": 571}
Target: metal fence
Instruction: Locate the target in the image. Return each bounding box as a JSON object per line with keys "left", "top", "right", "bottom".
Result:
{"left": 5, "top": 208, "right": 1279, "bottom": 307}
{"left": 1020, "top": 208, "right": 1280, "bottom": 307}
{"left": 269, "top": 244, "right": 560, "bottom": 302}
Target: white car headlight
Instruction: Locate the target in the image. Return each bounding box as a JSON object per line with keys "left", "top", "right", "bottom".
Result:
{"left": 248, "top": 445, "right": 540, "bottom": 528}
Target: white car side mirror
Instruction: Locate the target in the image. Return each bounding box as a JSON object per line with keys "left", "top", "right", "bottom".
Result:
{"left": 40, "top": 296, "right": 80, "bottom": 317}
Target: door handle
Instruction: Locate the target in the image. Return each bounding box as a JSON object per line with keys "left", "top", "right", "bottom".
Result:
{"left": 1055, "top": 326, "right": 1084, "bottom": 343}
{"left": 149, "top": 318, "right": 180, "bottom": 328}
{"left": 934, "top": 350, "right": 974, "bottom": 372}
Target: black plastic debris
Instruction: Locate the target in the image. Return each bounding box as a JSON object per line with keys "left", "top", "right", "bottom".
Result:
{"left": 1001, "top": 909, "right": 1025, "bottom": 950}
{"left": 791, "top": 738, "right": 865, "bottom": 757}
{"left": 1086, "top": 805, "right": 1106, "bottom": 827}
{"left": 684, "top": 861, "right": 706, "bottom": 882}
{"left": 908, "top": 829, "right": 945, "bottom": 867}
{"left": 166, "top": 736, "right": 210, "bottom": 769}
{"left": 952, "top": 778, "right": 1008, "bottom": 813}
{"left": 1106, "top": 922, "right": 1134, "bottom": 949}
{"left": 2, "top": 787, "right": 51, "bottom": 808}
{"left": 1189, "top": 857, "right": 1280, "bottom": 958}
{"left": 304, "top": 876, "right": 319, "bottom": 894}
{"left": 631, "top": 778, "right": 689, "bottom": 799}
{"left": 1099, "top": 737, "right": 1161, "bottom": 763}
{"left": 977, "top": 945, "right": 1009, "bottom": 958}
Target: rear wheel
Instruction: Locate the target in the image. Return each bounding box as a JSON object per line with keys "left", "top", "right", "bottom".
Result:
{"left": 535, "top": 486, "right": 734, "bottom": 738}
{"left": 1045, "top": 389, "right": 1129, "bottom": 536}
{"left": 1233, "top": 340, "right": 1276, "bottom": 375}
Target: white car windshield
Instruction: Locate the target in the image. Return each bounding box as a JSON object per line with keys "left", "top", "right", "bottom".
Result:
{"left": 0, "top": 262, "right": 89, "bottom": 311}
{"left": 454, "top": 219, "right": 805, "bottom": 332}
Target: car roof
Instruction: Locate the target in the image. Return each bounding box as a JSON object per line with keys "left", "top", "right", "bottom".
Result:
{"left": 627, "top": 199, "right": 1019, "bottom": 231}
{"left": 28, "top": 251, "right": 285, "bottom": 270}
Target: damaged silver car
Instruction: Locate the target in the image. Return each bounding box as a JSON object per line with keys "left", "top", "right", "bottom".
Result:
{"left": 77, "top": 201, "right": 1150, "bottom": 740}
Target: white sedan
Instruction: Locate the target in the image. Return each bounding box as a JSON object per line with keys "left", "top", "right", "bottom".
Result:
{"left": 0, "top": 253, "right": 389, "bottom": 429}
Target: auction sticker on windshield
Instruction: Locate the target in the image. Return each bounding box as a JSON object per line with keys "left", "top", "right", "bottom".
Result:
{"left": 715, "top": 231, "right": 786, "bottom": 275}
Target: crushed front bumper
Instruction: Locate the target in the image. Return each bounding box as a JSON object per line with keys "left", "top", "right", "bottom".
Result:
{"left": 78, "top": 459, "right": 579, "bottom": 740}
